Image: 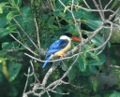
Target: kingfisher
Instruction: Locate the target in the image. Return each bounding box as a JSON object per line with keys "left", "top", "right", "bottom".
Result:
{"left": 42, "top": 33, "right": 80, "bottom": 68}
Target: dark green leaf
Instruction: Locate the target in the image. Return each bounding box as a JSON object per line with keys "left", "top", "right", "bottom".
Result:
{"left": 88, "top": 53, "right": 106, "bottom": 66}
{"left": 0, "top": 15, "right": 7, "bottom": 27}
{"left": 78, "top": 54, "right": 87, "bottom": 72}
{"left": 86, "top": 20, "right": 102, "bottom": 30}
{"left": 0, "top": 63, "right": 5, "bottom": 82}
{"left": 91, "top": 34, "right": 105, "bottom": 47}
{"left": 8, "top": 62, "right": 22, "bottom": 82}
{"left": 0, "top": 25, "right": 16, "bottom": 38}
{"left": 88, "top": 52, "right": 99, "bottom": 61}
{"left": 14, "top": 0, "right": 22, "bottom": 6}
{"left": 90, "top": 77, "right": 98, "bottom": 92}
{"left": 67, "top": 65, "right": 77, "bottom": 81}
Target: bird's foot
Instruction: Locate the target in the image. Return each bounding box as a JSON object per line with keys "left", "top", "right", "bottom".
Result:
{"left": 59, "top": 54, "right": 64, "bottom": 58}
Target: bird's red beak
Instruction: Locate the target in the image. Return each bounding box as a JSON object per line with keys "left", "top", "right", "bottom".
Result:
{"left": 72, "top": 36, "right": 81, "bottom": 42}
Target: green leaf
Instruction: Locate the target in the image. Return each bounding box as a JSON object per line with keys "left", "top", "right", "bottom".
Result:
{"left": 0, "top": 28, "right": 12, "bottom": 38}
{"left": 8, "top": 62, "right": 22, "bottom": 82}
{"left": 0, "top": 15, "right": 7, "bottom": 27}
{"left": 88, "top": 53, "right": 106, "bottom": 66}
{"left": 8, "top": 86, "right": 18, "bottom": 97}
{"left": 64, "top": 24, "right": 77, "bottom": 33}
{"left": 0, "top": 63, "right": 6, "bottom": 82}
{"left": 61, "top": 63, "right": 68, "bottom": 71}
{"left": 6, "top": 11, "right": 19, "bottom": 21}
{"left": 54, "top": 88, "right": 63, "bottom": 97}
{"left": 91, "top": 34, "right": 105, "bottom": 47}
{"left": 88, "top": 52, "right": 99, "bottom": 61}
{"left": 90, "top": 77, "right": 98, "bottom": 92}
{"left": 111, "top": 0, "right": 120, "bottom": 9}
{"left": 0, "top": 2, "right": 7, "bottom": 14}
{"left": 109, "top": 91, "right": 120, "bottom": 97}
{"left": 77, "top": 52, "right": 105, "bottom": 72}
{"left": 86, "top": 20, "right": 102, "bottom": 30}
{"left": 0, "top": 25, "right": 16, "bottom": 38}
{"left": 2, "top": 42, "right": 12, "bottom": 49}
{"left": 78, "top": 53, "right": 87, "bottom": 72}
{"left": 14, "top": 0, "right": 22, "bottom": 6}
{"left": 10, "top": 0, "right": 20, "bottom": 11}
{"left": 67, "top": 65, "right": 77, "bottom": 81}
{"left": 16, "top": 6, "right": 34, "bottom": 33}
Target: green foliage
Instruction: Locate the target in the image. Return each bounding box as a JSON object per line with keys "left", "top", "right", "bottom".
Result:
{"left": 8, "top": 62, "right": 22, "bottom": 82}
{"left": 109, "top": 91, "right": 120, "bottom": 97}
{"left": 0, "top": 0, "right": 120, "bottom": 97}
{"left": 0, "top": 0, "right": 31, "bottom": 97}
{"left": 0, "top": 2, "right": 8, "bottom": 14}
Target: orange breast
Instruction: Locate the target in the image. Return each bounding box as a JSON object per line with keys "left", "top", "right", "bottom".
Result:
{"left": 54, "top": 42, "right": 71, "bottom": 57}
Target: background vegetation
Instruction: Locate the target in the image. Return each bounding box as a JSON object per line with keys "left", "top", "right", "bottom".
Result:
{"left": 0, "top": 0, "right": 120, "bottom": 97}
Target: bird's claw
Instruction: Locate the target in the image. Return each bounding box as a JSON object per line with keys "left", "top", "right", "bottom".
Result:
{"left": 59, "top": 54, "right": 64, "bottom": 58}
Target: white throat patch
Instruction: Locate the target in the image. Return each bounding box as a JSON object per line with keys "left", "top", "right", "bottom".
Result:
{"left": 60, "top": 35, "right": 71, "bottom": 41}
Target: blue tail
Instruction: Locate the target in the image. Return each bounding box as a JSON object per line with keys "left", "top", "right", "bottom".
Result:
{"left": 42, "top": 56, "right": 51, "bottom": 68}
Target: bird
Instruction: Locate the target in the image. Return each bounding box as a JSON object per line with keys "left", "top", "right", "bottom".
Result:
{"left": 42, "top": 33, "right": 80, "bottom": 68}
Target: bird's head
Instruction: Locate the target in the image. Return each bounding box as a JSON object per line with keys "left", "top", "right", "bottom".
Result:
{"left": 60, "top": 33, "right": 80, "bottom": 42}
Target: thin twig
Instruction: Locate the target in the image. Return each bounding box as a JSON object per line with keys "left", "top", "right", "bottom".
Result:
{"left": 104, "top": 0, "right": 113, "bottom": 9}
{"left": 10, "top": 34, "right": 38, "bottom": 56}
{"left": 30, "top": 60, "right": 40, "bottom": 83}
{"left": 91, "top": 23, "right": 113, "bottom": 51}
{"left": 34, "top": 18, "right": 41, "bottom": 49}
{"left": 13, "top": 18, "right": 39, "bottom": 50}
{"left": 92, "top": 0, "right": 104, "bottom": 21}
{"left": 42, "top": 64, "right": 58, "bottom": 86}
{"left": 83, "top": 0, "right": 91, "bottom": 9}
{"left": 22, "top": 67, "right": 31, "bottom": 95}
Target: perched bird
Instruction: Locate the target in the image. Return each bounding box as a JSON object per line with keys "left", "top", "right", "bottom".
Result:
{"left": 42, "top": 33, "right": 80, "bottom": 68}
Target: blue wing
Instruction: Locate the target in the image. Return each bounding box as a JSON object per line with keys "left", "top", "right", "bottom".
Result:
{"left": 42, "top": 56, "right": 51, "bottom": 68}
{"left": 42, "top": 39, "right": 68, "bottom": 68}
{"left": 46, "top": 39, "right": 68, "bottom": 56}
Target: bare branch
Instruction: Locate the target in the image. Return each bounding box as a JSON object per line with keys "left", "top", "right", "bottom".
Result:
{"left": 21, "top": 0, "right": 119, "bottom": 97}
{"left": 42, "top": 64, "right": 58, "bottom": 86}
{"left": 92, "top": 0, "right": 104, "bottom": 21}
{"left": 22, "top": 67, "right": 31, "bottom": 96}
{"left": 104, "top": 0, "right": 113, "bottom": 9}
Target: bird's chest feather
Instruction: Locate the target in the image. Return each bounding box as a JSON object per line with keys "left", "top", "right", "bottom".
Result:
{"left": 55, "top": 42, "right": 71, "bottom": 56}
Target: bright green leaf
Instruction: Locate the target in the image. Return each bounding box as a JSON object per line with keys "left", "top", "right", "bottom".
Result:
{"left": 6, "top": 11, "right": 18, "bottom": 21}
{"left": 0, "top": 2, "right": 7, "bottom": 14}
{"left": 109, "top": 91, "right": 120, "bottom": 97}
